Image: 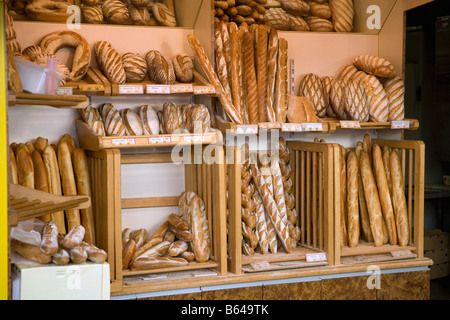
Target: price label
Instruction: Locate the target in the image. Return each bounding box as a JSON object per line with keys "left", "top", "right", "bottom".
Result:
{"left": 391, "top": 120, "right": 410, "bottom": 129}
{"left": 183, "top": 135, "right": 205, "bottom": 143}
{"left": 302, "top": 123, "right": 323, "bottom": 132}
{"left": 194, "top": 85, "right": 216, "bottom": 94}
{"left": 119, "top": 84, "right": 144, "bottom": 94}
{"left": 56, "top": 87, "right": 73, "bottom": 96}
{"left": 391, "top": 250, "right": 413, "bottom": 258}
{"left": 170, "top": 84, "right": 193, "bottom": 93}
{"left": 78, "top": 84, "right": 104, "bottom": 91}
{"left": 306, "top": 252, "right": 327, "bottom": 262}
{"left": 235, "top": 125, "right": 258, "bottom": 134}
{"left": 148, "top": 136, "right": 171, "bottom": 144}
{"left": 111, "top": 138, "right": 135, "bottom": 146}
{"left": 340, "top": 121, "right": 361, "bottom": 129}
{"left": 281, "top": 123, "right": 303, "bottom": 132}
{"left": 259, "top": 122, "right": 282, "bottom": 129}
{"left": 146, "top": 84, "right": 171, "bottom": 94}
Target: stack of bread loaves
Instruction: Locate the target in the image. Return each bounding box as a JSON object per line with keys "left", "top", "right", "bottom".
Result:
{"left": 202, "top": 21, "right": 288, "bottom": 124}
{"left": 291, "top": 54, "right": 405, "bottom": 122}
{"left": 261, "top": 0, "right": 354, "bottom": 32}
{"left": 339, "top": 134, "right": 410, "bottom": 248}
{"left": 94, "top": 40, "right": 194, "bottom": 85}
{"left": 123, "top": 191, "right": 210, "bottom": 271}
{"left": 9, "top": 134, "right": 96, "bottom": 244}
{"left": 214, "top": 0, "right": 267, "bottom": 26}
{"left": 12, "top": 223, "right": 107, "bottom": 265}
{"left": 78, "top": 102, "right": 211, "bottom": 137}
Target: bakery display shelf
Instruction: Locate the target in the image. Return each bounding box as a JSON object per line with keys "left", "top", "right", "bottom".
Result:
{"left": 8, "top": 91, "right": 90, "bottom": 109}
{"left": 227, "top": 141, "right": 335, "bottom": 274}
{"left": 337, "top": 139, "right": 425, "bottom": 264}
{"left": 86, "top": 145, "right": 227, "bottom": 292}
{"left": 76, "top": 119, "right": 223, "bottom": 151}
{"left": 8, "top": 183, "right": 91, "bottom": 227}
{"left": 322, "top": 118, "right": 420, "bottom": 133}
{"left": 214, "top": 115, "right": 329, "bottom": 135}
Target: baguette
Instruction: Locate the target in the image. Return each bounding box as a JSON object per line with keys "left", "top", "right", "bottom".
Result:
{"left": 12, "top": 239, "right": 51, "bottom": 264}
{"left": 242, "top": 28, "right": 259, "bottom": 124}
{"left": 130, "top": 256, "right": 188, "bottom": 271}
{"left": 267, "top": 27, "right": 279, "bottom": 122}
{"left": 58, "top": 140, "right": 81, "bottom": 230}
{"left": 230, "top": 23, "right": 245, "bottom": 122}
{"left": 355, "top": 142, "right": 373, "bottom": 242}
{"left": 346, "top": 151, "right": 359, "bottom": 247}
{"left": 132, "top": 236, "right": 163, "bottom": 260}
{"left": 131, "top": 228, "right": 147, "bottom": 250}
{"left": 16, "top": 144, "right": 34, "bottom": 189}
{"left": 40, "top": 221, "right": 59, "bottom": 255}
{"left": 168, "top": 240, "right": 189, "bottom": 257}
{"left": 72, "top": 148, "right": 95, "bottom": 244}
{"left": 253, "top": 189, "right": 269, "bottom": 254}
{"left": 360, "top": 151, "right": 384, "bottom": 246}
{"left": 31, "top": 150, "right": 51, "bottom": 222}
{"left": 390, "top": 150, "right": 410, "bottom": 246}
{"left": 9, "top": 146, "right": 18, "bottom": 184}
{"left": 187, "top": 34, "right": 243, "bottom": 124}
{"left": 340, "top": 145, "right": 348, "bottom": 247}
{"left": 168, "top": 213, "right": 189, "bottom": 231}
{"left": 122, "top": 239, "right": 136, "bottom": 269}
{"left": 373, "top": 144, "right": 397, "bottom": 245}
{"left": 189, "top": 195, "right": 211, "bottom": 263}
{"left": 62, "top": 225, "right": 85, "bottom": 249}
{"left": 215, "top": 21, "right": 233, "bottom": 120}
{"left": 42, "top": 145, "right": 65, "bottom": 233}
{"left": 255, "top": 24, "right": 269, "bottom": 122}
{"left": 274, "top": 37, "right": 288, "bottom": 123}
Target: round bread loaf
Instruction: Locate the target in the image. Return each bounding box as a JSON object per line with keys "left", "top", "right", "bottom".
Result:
{"left": 264, "top": 7, "right": 291, "bottom": 30}
{"left": 145, "top": 50, "right": 176, "bottom": 84}
{"left": 82, "top": 5, "right": 104, "bottom": 24}
{"left": 172, "top": 53, "right": 194, "bottom": 83}
{"left": 152, "top": 3, "right": 177, "bottom": 27}
{"left": 329, "top": 78, "right": 349, "bottom": 120}
{"left": 299, "top": 73, "right": 326, "bottom": 117}
{"left": 102, "top": 0, "right": 130, "bottom": 24}
{"left": 122, "top": 52, "right": 147, "bottom": 83}
{"left": 343, "top": 81, "right": 369, "bottom": 122}
{"left": 98, "top": 103, "right": 126, "bottom": 136}
{"left": 121, "top": 108, "right": 144, "bottom": 136}
{"left": 138, "top": 105, "right": 160, "bottom": 135}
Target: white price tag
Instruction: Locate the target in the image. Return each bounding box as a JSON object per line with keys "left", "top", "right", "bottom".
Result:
{"left": 146, "top": 84, "right": 171, "bottom": 94}
{"left": 391, "top": 120, "right": 410, "bottom": 129}
{"left": 56, "top": 87, "right": 73, "bottom": 96}
{"left": 259, "top": 122, "right": 282, "bottom": 130}
{"left": 281, "top": 123, "right": 303, "bottom": 132}
{"left": 183, "top": 135, "right": 205, "bottom": 143}
{"left": 119, "top": 84, "right": 144, "bottom": 94}
{"left": 170, "top": 84, "right": 193, "bottom": 93}
{"left": 148, "top": 136, "right": 171, "bottom": 144}
{"left": 194, "top": 85, "right": 215, "bottom": 94}
{"left": 111, "top": 138, "right": 135, "bottom": 146}
{"left": 235, "top": 125, "right": 258, "bottom": 134}
{"left": 340, "top": 120, "right": 361, "bottom": 129}
{"left": 302, "top": 123, "right": 323, "bottom": 132}
{"left": 391, "top": 250, "right": 413, "bottom": 258}
{"left": 305, "top": 252, "right": 327, "bottom": 262}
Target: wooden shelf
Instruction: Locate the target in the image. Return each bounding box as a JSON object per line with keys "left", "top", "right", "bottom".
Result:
{"left": 323, "top": 118, "right": 420, "bottom": 133}
{"left": 76, "top": 119, "right": 223, "bottom": 151}
{"left": 8, "top": 184, "right": 91, "bottom": 227}
{"left": 9, "top": 92, "right": 90, "bottom": 109}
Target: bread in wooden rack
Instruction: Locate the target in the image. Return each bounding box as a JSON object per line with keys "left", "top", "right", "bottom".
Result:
{"left": 299, "top": 73, "right": 327, "bottom": 118}
{"left": 353, "top": 55, "right": 396, "bottom": 78}
{"left": 94, "top": 41, "right": 126, "bottom": 84}
{"left": 102, "top": 0, "right": 130, "bottom": 24}
{"left": 145, "top": 50, "right": 176, "bottom": 85}
{"left": 382, "top": 76, "right": 405, "bottom": 121}
{"left": 122, "top": 52, "right": 147, "bottom": 83}
{"left": 343, "top": 81, "right": 369, "bottom": 122}
{"left": 329, "top": 0, "right": 354, "bottom": 32}
{"left": 152, "top": 3, "right": 177, "bottom": 27}
{"left": 82, "top": 5, "right": 104, "bottom": 24}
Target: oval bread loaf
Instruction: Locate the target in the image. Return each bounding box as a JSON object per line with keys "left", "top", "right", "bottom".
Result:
{"left": 121, "top": 108, "right": 144, "bottom": 136}
{"left": 94, "top": 41, "right": 126, "bottom": 84}
{"left": 102, "top": 0, "right": 130, "bottom": 24}
{"left": 360, "top": 74, "right": 389, "bottom": 122}
{"left": 299, "top": 73, "right": 326, "bottom": 117}
{"left": 353, "top": 55, "right": 396, "bottom": 78}
{"left": 145, "top": 50, "right": 176, "bottom": 84}
{"left": 172, "top": 53, "right": 194, "bottom": 83}
{"left": 152, "top": 3, "right": 177, "bottom": 27}
{"left": 82, "top": 5, "right": 104, "bottom": 24}
{"left": 329, "top": 0, "right": 354, "bottom": 32}
{"left": 280, "top": 0, "right": 310, "bottom": 16}
{"left": 264, "top": 7, "right": 291, "bottom": 30}
{"left": 382, "top": 76, "right": 405, "bottom": 121}
{"left": 122, "top": 52, "right": 147, "bottom": 83}
{"left": 305, "top": 16, "right": 334, "bottom": 32}
{"left": 343, "top": 81, "right": 369, "bottom": 122}
{"left": 138, "top": 105, "right": 160, "bottom": 135}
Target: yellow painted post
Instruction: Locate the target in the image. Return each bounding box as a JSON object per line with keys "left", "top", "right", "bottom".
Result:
{"left": 0, "top": 0, "right": 9, "bottom": 300}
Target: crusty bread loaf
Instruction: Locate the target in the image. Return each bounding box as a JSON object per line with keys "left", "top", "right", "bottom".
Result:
{"left": 264, "top": 7, "right": 291, "bottom": 30}
{"left": 98, "top": 103, "right": 126, "bottom": 136}
{"left": 152, "top": 3, "right": 177, "bottom": 27}
{"left": 373, "top": 144, "right": 397, "bottom": 245}
{"left": 242, "top": 28, "right": 259, "bottom": 124}
{"left": 82, "top": 5, "right": 104, "bottom": 24}
{"left": 355, "top": 142, "right": 373, "bottom": 242}
{"left": 305, "top": 16, "right": 334, "bottom": 32}
{"left": 343, "top": 81, "right": 369, "bottom": 122}
{"left": 9, "top": 146, "right": 18, "bottom": 185}
{"left": 382, "top": 76, "right": 405, "bottom": 121}
{"left": 267, "top": 27, "right": 279, "bottom": 122}
{"left": 128, "top": 5, "right": 150, "bottom": 25}
{"left": 310, "top": 1, "right": 332, "bottom": 19}
{"left": 138, "top": 105, "right": 159, "bottom": 135}
{"left": 322, "top": 76, "right": 338, "bottom": 118}
{"left": 280, "top": 0, "right": 310, "bottom": 16}
{"left": 256, "top": 25, "right": 269, "bottom": 122}
{"left": 121, "top": 108, "right": 144, "bottom": 136}
{"left": 338, "top": 64, "right": 358, "bottom": 82}
{"left": 353, "top": 55, "right": 396, "bottom": 78}
{"left": 189, "top": 195, "right": 211, "bottom": 263}
{"left": 94, "top": 41, "right": 126, "bottom": 84}
{"left": 329, "top": 78, "right": 349, "bottom": 120}
{"left": 162, "top": 102, "right": 182, "bottom": 134}
{"left": 12, "top": 239, "right": 52, "bottom": 264}
{"left": 288, "top": 14, "right": 310, "bottom": 31}
{"left": 122, "top": 52, "right": 147, "bottom": 83}
{"left": 145, "top": 50, "right": 176, "bottom": 84}
{"left": 346, "top": 151, "right": 359, "bottom": 247}
{"left": 229, "top": 23, "right": 245, "bottom": 122}
{"left": 299, "top": 73, "right": 326, "bottom": 117}
{"left": 102, "top": 0, "right": 130, "bottom": 24}
{"left": 274, "top": 37, "right": 288, "bottom": 123}
{"left": 390, "top": 150, "right": 409, "bottom": 246}
{"left": 172, "top": 53, "right": 194, "bottom": 83}
{"left": 286, "top": 95, "right": 317, "bottom": 123}
{"left": 16, "top": 144, "right": 34, "bottom": 189}
{"left": 329, "top": 0, "right": 354, "bottom": 32}
{"left": 360, "top": 74, "right": 389, "bottom": 122}
{"left": 360, "top": 150, "right": 384, "bottom": 247}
